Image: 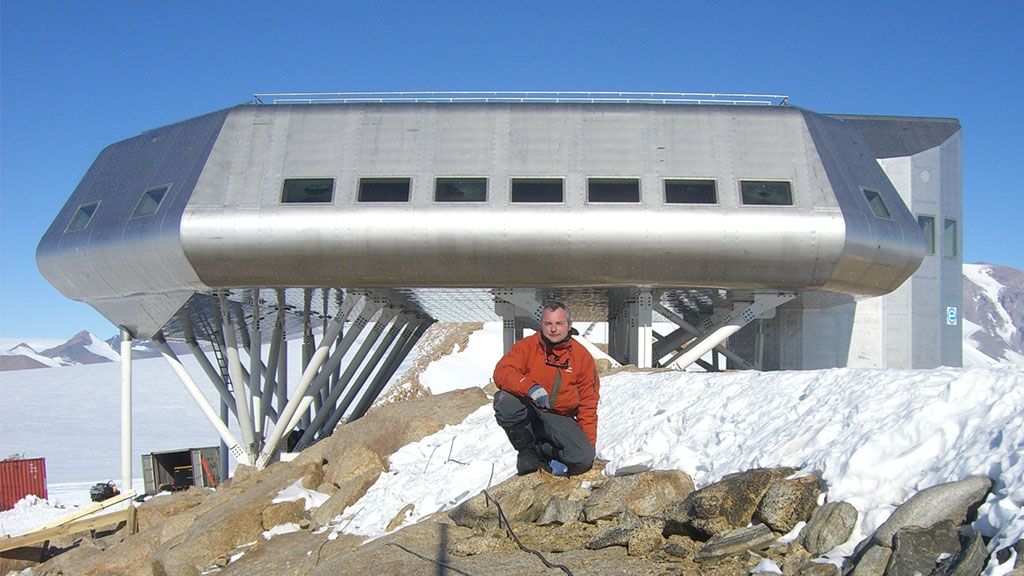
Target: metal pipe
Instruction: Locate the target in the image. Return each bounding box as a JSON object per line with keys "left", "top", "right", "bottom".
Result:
{"left": 349, "top": 319, "right": 431, "bottom": 421}
{"left": 153, "top": 335, "right": 249, "bottom": 465}
{"left": 256, "top": 300, "right": 369, "bottom": 468}
{"left": 185, "top": 340, "right": 238, "bottom": 417}
{"left": 300, "top": 310, "right": 402, "bottom": 445}
{"left": 287, "top": 304, "right": 391, "bottom": 435}
{"left": 260, "top": 303, "right": 284, "bottom": 429}
{"left": 119, "top": 327, "right": 132, "bottom": 494}
{"left": 653, "top": 302, "right": 752, "bottom": 369}
{"left": 220, "top": 293, "right": 257, "bottom": 451}
{"left": 249, "top": 290, "right": 262, "bottom": 437}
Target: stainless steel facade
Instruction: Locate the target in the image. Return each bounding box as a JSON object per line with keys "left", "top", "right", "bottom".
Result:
{"left": 39, "top": 102, "right": 929, "bottom": 342}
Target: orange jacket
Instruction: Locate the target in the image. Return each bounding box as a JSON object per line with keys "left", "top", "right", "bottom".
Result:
{"left": 493, "top": 333, "right": 600, "bottom": 446}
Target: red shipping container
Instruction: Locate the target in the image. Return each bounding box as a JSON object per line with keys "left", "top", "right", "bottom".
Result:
{"left": 0, "top": 457, "right": 48, "bottom": 511}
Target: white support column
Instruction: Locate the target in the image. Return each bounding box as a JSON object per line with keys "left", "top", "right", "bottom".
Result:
{"left": 256, "top": 298, "right": 374, "bottom": 468}
{"left": 673, "top": 293, "right": 796, "bottom": 371}
{"left": 298, "top": 306, "right": 396, "bottom": 443}
{"left": 220, "top": 293, "right": 257, "bottom": 452}
{"left": 154, "top": 336, "right": 250, "bottom": 465}
{"left": 119, "top": 327, "right": 132, "bottom": 494}
{"left": 652, "top": 302, "right": 754, "bottom": 370}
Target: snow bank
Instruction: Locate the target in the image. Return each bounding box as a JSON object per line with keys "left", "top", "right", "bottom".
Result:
{"left": 333, "top": 364, "right": 1024, "bottom": 564}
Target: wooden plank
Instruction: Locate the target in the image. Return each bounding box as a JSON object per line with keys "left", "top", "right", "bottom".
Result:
{"left": 0, "top": 508, "right": 131, "bottom": 553}
{"left": 0, "top": 491, "right": 137, "bottom": 554}
{"left": 34, "top": 490, "right": 135, "bottom": 531}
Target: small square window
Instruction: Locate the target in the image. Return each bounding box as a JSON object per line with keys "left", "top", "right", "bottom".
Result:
{"left": 511, "top": 178, "right": 563, "bottom": 203}
{"left": 282, "top": 178, "right": 334, "bottom": 203}
{"left": 943, "top": 218, "right": 958, "bottom": 259}
{"left": 359, "top": 178, "right": 411, "bottom": 202}
{"left": 588, "top": 178, "right": 640, "bottom": 203}
{"left": 862, "top": 189, "right": 892, "bottom": 219}
{"left": 66, "top": 202, "right": 99, "bottom": 232}
{"left": 131, "top": 185, "right": 169, "bottom": 217}
{"left": 435, "top": 178, "right": 487, "bottom": 202}
{"left": 741, "top": 181, "right": 793, "bottom": 206}
{"left": 918, "top": 215, "right": 935, "bottom": 255}
{"left": 665, "top": 179, "right": 717, "bottom": 204}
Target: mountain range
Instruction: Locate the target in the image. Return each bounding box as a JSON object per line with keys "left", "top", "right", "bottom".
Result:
{"left": 3, "top": 263, "right": 1021, "bottom": 371}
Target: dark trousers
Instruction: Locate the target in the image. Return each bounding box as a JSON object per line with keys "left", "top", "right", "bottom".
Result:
{"left": 493, "top": 390, "right": 595, "bottom": 475}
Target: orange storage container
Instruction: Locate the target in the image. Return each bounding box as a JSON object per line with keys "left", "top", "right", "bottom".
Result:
{"left": 0, "top": 457, "right": 48, "bottom": 511}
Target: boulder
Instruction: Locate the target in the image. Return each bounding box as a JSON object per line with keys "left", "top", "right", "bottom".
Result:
{"left": 321, "top": 441, "right": 386, "bottom": 488}
{"left": 310, "top": 465, "right": 384, "bottom": 527}
{"left": 537, "top": 496, "right": 585, "bottom": 526}
{"left": 449, "top": 474, "right": 552, "bottom": 528}
{"left": 583, "top": 469, "right": 694, "bottom": 522}
{"left": 884, "top": 520, "right": 961, "bottom": 576}
{"left": 871, "top": 476, "right": 991, "bottom": 547}
{"left": 320, "top": 387, "right": 489, "bottom": 467}
{"left": 850, "top": 544, "right": 892, "bottom": 576}
{"left": 663, "top": 467, "right": 796, "bottom": 539}
{"left": 694, "top": 524, "right": 778, "bottom": 561}
{"left": 800, "top": 501, "right": 858, "bottom": 556}
{"left": 150, "top": 459, "right": 322, "bottom": 576}
{"left": 937, "top": 531, "right": 988, "bottom": 576}
{"left": 757, "top": 474, "right": 821, "bottom": 533}
{"left": 799, "top": 560, "right": 842, "bottom": 576}
{"left": 260, "top": 499, "right": 307, "bottom": 530}
{"left": 663, "top": 535, "right": 701, "bottom": 559}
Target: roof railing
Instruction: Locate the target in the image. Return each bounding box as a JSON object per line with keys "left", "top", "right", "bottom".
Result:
{"left": 252, "top": 91, "right": 790, "bottom": 107}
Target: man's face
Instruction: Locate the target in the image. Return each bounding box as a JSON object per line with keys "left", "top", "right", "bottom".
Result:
{"left": 541, "top": 308, "right": 571, "bottom": 343}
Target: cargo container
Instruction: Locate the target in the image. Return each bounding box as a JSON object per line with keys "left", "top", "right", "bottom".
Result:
{"left": 0, "top": 457, "right": 47, "bottom": 511}
{"left": 141, "top": 447, "right": 221, "bottom": 494}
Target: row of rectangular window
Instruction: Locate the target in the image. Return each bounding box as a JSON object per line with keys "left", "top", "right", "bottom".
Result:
{"left": 283, "top": 177, "right": 797, "bottom": 206}
{"left": 918, "top": 215, "right": 958, "bottom": 258}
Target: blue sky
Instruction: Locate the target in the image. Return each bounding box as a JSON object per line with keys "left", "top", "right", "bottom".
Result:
{"left": 2, "top": 1, "right": 1022, "bottom": 341}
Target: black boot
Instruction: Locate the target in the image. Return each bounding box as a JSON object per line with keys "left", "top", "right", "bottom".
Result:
{"left": 503, "top": 422, "right": 549, "bottom": 475}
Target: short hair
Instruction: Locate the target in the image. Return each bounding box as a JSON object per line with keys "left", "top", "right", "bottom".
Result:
{"left": 541, "top": 300, "right": 572, "bottom": 323}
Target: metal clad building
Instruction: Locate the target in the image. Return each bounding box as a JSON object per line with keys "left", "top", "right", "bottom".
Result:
{"left": 36, "top": 93, "right": 962, "bottom": 467}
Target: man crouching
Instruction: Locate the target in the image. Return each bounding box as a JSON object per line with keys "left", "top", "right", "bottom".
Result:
{"left": 492, "top": 301, "right": 599, "bottom": 476}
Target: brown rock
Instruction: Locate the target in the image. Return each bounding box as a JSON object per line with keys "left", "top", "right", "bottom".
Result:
{"left": 584, "top": 469, "right": 695, "bottom": 522}
{"left": 261, "top": 499, "right": 306, "bottom": 530}
{"left": 756, "top": 474, "right": 821, "bottom": 533}
{"left": 310, "top": 467, "right": 384, "bottom": 527}
{"left": 664, "top": 467, "right": 797, "bottom": 539}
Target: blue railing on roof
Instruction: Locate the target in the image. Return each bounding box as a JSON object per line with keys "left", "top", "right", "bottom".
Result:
{"left": 252, "top": 91, "right": 790, "bottom": 106}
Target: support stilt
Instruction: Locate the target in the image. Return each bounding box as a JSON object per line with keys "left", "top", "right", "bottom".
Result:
{"left": 154, "top": 335, "right": 250, "bottom": 465}
{"left": 119, "top": 327, "right": 132, "bottom": 494}
{"left": 220, "top": 293, "right": 257, "bottom": 453}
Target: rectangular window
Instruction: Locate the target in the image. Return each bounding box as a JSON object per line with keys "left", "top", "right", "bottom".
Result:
{"left": 435, "top": 178, "right": 487, "bottom": 202}
{"left": 862, "top": 188, "right": 892, "bottom": 219}
{"left": 918, "top": 215, "right": 936, "bottom": 255}
{"left": 943, "top": 218, "right": 958, "bottom": 258}
{"left": 359, "top": 178, "right": 411, "bottom": 202}
{"left": 131, "top": 185, "right": 170, "bottom": 217}
{"left": 66, "top": 202, "right": 99, "bottom": 232}
{"left": 741, "top": 180, "right": 793, "bottom": 206}
{"left": 511, "top": 178, "right": 563, "bottom": 203}
{"left": 587, "top": 178, "right": 640, "bottom": 203}
{"left": 665, "top": 179, "right": 717, "bottom": 204}
{"left": 281, "top": 178, "right": 334, "bottom": 203}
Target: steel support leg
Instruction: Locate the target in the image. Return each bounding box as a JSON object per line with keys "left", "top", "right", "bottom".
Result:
{"left": 256, "top": 297, "right": 373, "bottom": 468}
{"left": 314, "top": 313, "right": 408, "bottom": 438}
{"left": 261, "top": 303, "right": 285, "bottom": 430}
{"left": 652, "top": 302, "right": 754, "bottom": 370}
{"left": 249, "top": 290, "right": 263, "bottom": 438}
{"left": 185, "top": 340, "right": 239, "bottom": 417}
{"left": 220, "top": 293, "right": 257, "bottom": 452}
{"left": 296, "top": 305, "right": 395, "bottom": 438}
{"left": 671, "top": 292, "right": 796, "bottom": 371}
{"left": 119, "top": 327, "right": 132, "bottom": 494}
{"left": 349, "top": 319, "right": 433, "bottom": 421}
{"left": 154, "top": 335, "right": 250, "bottom": 465}
{"left": 607, "top": 288, "right": 652, "bottom": 367}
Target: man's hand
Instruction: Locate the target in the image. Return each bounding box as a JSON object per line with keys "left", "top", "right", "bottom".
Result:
{"left": 528, "top": 384, "right": 550, "bottom": 410}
